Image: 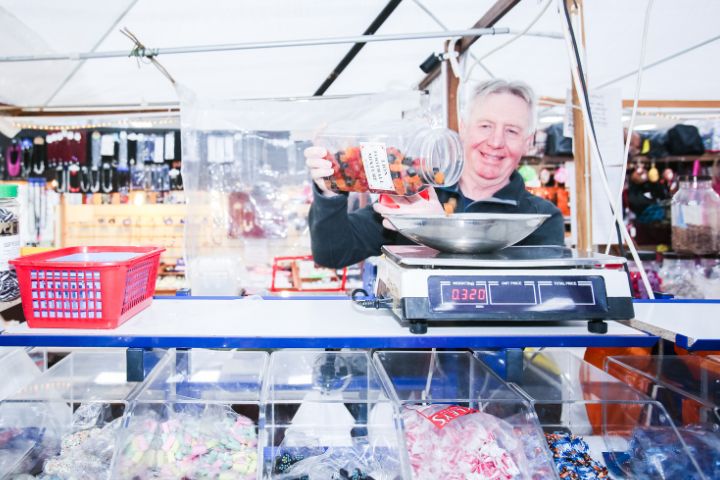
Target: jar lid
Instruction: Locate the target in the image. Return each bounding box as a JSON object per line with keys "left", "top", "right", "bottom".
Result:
{"left": 624, "top": 250, "right": 657, "bottom": 262}
{"left": 408, "top": 127, "right": 464, "bottom": 187}
{"left": 0, "top": 184, "right": 18, "bottom": 198}
{"left": 662, "top": 252, "right": 696, "bottom": 260}
{"left": 679, "top": 175, "right": 712, "bottom": 182}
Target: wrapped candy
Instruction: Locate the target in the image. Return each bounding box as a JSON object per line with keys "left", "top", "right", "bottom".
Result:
{"left": 401, "top": 404, "right": 536, "bottom": 479}
{"left": 545, "top": 433, "right": 608, "bottom": 480}
{"left": 115, "top": 404, "right": 258, "bottom": 479}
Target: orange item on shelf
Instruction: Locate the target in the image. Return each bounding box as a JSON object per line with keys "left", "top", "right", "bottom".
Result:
{"left": 583, "top": 347, "right": 653, "bottom": 434}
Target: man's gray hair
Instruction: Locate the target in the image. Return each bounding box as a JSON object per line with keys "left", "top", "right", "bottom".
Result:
{"left": 465, "top": 79, "right": 537, "bottom": 134}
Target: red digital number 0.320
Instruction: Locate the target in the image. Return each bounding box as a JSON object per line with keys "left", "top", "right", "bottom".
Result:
{"left": 450, "top": 287, "right": 486, "bottom": 302}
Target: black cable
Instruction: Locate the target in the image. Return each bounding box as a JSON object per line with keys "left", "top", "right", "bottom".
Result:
{"left": 350, "top": 288, "right": 393, "bottom": 309}
{"left": 561, "top": 1, "right": 633, "bottom": 289}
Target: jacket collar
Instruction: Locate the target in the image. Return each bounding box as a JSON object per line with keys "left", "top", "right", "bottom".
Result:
{"left": 440, "top": 171, "right": 524, "bottom": 207}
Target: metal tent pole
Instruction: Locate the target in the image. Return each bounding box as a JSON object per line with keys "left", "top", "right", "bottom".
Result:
{"left": 0, "top": 28, "right": 509, "bottom": 63}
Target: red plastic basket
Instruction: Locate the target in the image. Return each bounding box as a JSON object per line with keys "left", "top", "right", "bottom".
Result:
{"left": 10, "top": 246, "right": 165, "bottom": 329}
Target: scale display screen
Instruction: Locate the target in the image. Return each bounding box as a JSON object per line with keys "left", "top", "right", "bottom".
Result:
{"left": 428, "top": 275, "right": 608, "bottom": 314}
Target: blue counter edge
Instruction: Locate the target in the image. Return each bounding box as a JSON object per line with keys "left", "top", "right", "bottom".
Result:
{"left": 0, "top": 333, "right": 658, "bottom": 349}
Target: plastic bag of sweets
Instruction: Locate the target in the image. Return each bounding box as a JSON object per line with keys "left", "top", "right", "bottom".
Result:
{"left": 400, "top": 404, "right": 544, "bottom": 479}
{"left": 316, "top": 124, "right": 463, "bottom": 196}
{"left": 115, "top": 404, "right": 258, "bottom": 479}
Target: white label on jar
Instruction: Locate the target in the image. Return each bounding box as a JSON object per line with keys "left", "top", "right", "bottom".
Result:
{"left": 683, "top": 204, "right": 703, "bottom": 226}
{"left": 0, "top": 234, "right": 19, "bottom": 270}
{"left": 360, "top": 142, "right": 395, "bottom": 192}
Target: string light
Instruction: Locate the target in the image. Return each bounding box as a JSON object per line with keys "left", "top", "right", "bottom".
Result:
{"left": 12, "top": 117, "right": 176, "bottom": 131}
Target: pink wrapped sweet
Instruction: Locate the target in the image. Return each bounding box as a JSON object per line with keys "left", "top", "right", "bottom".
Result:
{"left": 401, "top": 404, "right": 532, "bottom": 479}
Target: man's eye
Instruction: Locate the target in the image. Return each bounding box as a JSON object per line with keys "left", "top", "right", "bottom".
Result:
{"left": 506, "top": 129, "right": 520, "bottom": 136}
{"left": 478, "top": 124, "right": 491, "bottom": 129}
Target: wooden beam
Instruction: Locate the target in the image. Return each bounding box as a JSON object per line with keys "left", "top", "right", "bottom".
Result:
{"left": 445, "top": 41, "right": 461, "bottom": 133}
{"left": 567, "top": 0, "right": 592, "bottom": 254}
{"left": 418, "top": 0, "right": 520, "bottom": 90}
{"left": 541, "top": 96, "right": 720, "bottom": 109}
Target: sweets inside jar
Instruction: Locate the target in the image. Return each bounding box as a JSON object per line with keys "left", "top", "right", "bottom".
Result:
{"left": 323, "top": 145, "right": 437, "bottom": 196}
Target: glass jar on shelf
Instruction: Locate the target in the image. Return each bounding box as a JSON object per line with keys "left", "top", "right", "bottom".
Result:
{"left": 671, "top": 176, "right": 720, "bottom": 255}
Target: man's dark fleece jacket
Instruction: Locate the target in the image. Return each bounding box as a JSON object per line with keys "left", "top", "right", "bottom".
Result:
{"left": 309, "top": 171, "right": 564, "bottom": 268}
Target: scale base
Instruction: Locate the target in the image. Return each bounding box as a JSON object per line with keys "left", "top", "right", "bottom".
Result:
{"left": 396, "top": 316, "right": 610, "bottom": 335}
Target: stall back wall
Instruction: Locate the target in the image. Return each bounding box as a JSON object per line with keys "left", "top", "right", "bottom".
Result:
{"left": 179, "top": 86, "right": 425, "bottom": 295}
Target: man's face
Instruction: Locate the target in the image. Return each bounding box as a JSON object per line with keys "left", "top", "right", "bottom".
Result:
{"left": 460, "top": 92, "right": 533, "bottom": 187}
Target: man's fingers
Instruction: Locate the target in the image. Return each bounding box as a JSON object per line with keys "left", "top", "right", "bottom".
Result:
{"left": 306, "top": 158, "right": 332, "bottom": 169}
{"left": 306, "top": 158, "right": 334, "bottom": 180}
{"left": 304, "top": 146, "right": 327, "bottom": 158}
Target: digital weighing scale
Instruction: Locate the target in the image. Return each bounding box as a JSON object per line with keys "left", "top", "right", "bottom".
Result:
{"left": 375, "top": 245, "right": 634, "bottom": 334}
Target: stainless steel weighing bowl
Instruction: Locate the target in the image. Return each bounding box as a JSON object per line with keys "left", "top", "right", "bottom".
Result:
{"left": 385, "top": 213, "right": 551, "bottom": 253}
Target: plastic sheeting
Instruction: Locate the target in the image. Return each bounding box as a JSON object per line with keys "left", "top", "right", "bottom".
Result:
{"left": 179, "top": 86, "right": 426, "bottom": 294}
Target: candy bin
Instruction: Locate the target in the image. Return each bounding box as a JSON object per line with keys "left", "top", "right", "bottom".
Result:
{"left": 0, "top": 349, "right": 163, "bottom": 479}
{"left": 261, "top": 350, "right": 410, "bottom": 479}
{"left": 316, "top": 123, "right": 464, "bottom": 196}
{"left": 606, "top": 355, "right": 720, "bottom": 478}
{"left": 113, "top": 349, "right": 267, "bottom": 480}
{"left": 504, "top": 350, "right": 703, "bottom": 479}
{"left": 374, "top": 350, "right": 557, "bottom": 479}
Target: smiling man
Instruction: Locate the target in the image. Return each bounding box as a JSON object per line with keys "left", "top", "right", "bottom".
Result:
{"left": 305, "top": 79, "right": 565, "bottom": 269}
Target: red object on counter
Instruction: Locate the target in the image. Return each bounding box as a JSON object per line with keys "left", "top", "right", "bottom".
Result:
{"left": 10, "top": 246, "right": 164, "bottom": 329}
{"left": 270, "top": 255, "right": 347, "bottom": 293}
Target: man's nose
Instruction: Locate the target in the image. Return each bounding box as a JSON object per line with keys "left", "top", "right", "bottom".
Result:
{"left": 487, "top": 127, "right": 505, "bottom": 148}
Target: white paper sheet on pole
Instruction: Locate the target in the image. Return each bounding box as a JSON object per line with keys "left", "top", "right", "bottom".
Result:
{"left": 588, "top": 88, "right": 624, "bottom": 245}
{"left": 562, "top": 88, "right": 623, "bottom": 247}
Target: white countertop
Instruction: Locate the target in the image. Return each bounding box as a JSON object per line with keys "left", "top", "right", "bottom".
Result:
{"left": 0, "top": 297, "right": 654, "bottom": 349}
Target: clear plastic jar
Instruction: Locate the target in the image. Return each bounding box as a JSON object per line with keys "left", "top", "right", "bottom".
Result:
{"left": 671, "top": 176, "right": 720, "bottom": 255}
{"left": 318, "top": 125, "right": 463, "bottom": 196}
{"left": 0, "top": 184, "right": 20, "bottom": 301}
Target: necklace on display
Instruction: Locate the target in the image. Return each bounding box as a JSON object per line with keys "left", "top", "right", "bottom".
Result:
{"left": 55, "top": 164, "right": 66, "bottom": 193}
{"left": 101, "top": 163, "right": 114, "bottom": 193}
{"left": 32, "top": 137, "right": 46, "bottom": 176}
{"left": 90, "top": 166, "right": 101, "bottom": 193}
{"left": 6, "top": 144, "right": 21, "bottom": 177}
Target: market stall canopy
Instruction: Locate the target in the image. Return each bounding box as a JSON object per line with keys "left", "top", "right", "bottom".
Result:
{"left": 0, "top": 0, "right": 718, "bottom": 112}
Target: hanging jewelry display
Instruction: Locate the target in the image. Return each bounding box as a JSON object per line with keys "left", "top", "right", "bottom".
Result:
{"left": 101, "top": 162, "right": 114, "bottom": 193}
{"left": 6, "top": 144, "right": 22, "bottom": 178}
{"left": 31, "top": 136, "right": 46, "bottom": 176}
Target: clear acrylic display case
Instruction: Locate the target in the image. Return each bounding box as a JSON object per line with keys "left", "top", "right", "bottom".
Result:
{"left": 374, "top": 350, "right": 557, "bottom": 479}
{"left": 113, "top": 349, "right": 268, "bottom": 479}
{"left": 0, "top": 349, "right": 161, "bottom": 479}
{"left": 0, "top": 348, "right": 44, "bottom": 401}
{"left": 606, "top": 355, "right": 720, "bottom": 478}
{"left": 507, "top": 350, "right": 704, "bottom": 479}
{"left": 261, "top": 350, "right": 410, "bottom": 479}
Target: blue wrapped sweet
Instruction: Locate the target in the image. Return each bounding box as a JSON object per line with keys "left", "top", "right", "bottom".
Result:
{"left": 628, "top": 426, "right": 710, "bottom": 479}
{"left": 545, "top": 433, "right": 608, "bottom": 480}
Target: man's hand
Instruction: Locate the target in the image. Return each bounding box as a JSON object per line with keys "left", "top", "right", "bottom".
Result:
{"left": 304, "top": 146, "right": 337, "bottom": 197}
{"left": 373, "top": 188, "right": 445, "bottom": 230}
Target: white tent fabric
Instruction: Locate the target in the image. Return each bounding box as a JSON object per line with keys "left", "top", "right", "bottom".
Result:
{"left": 1, "top": 0, "right": 719, "bottom": 111}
